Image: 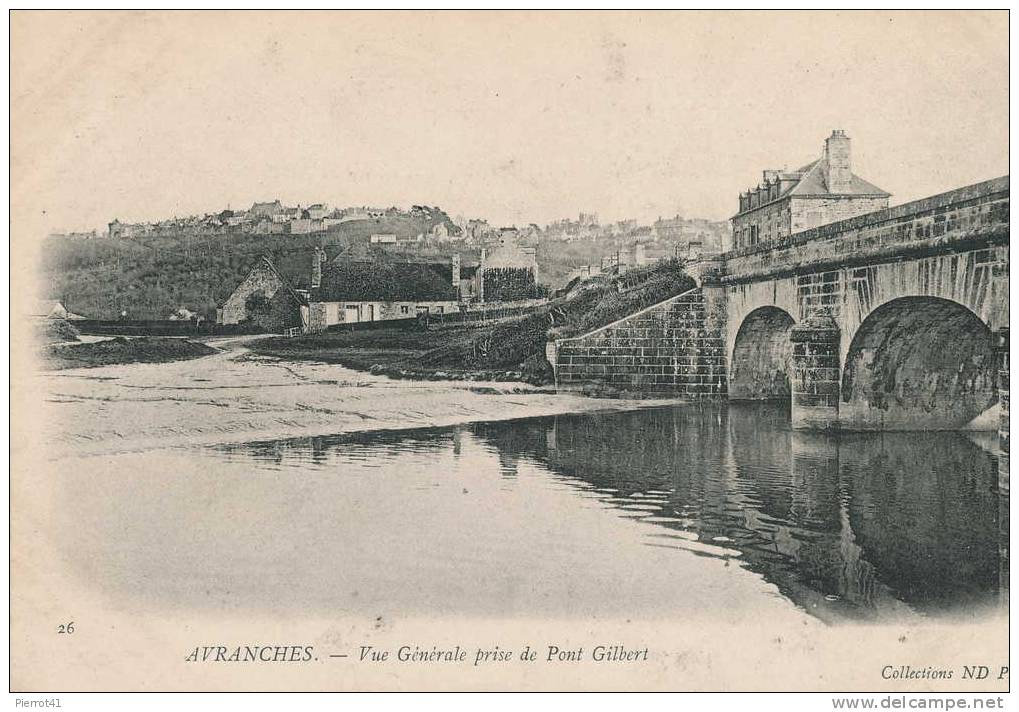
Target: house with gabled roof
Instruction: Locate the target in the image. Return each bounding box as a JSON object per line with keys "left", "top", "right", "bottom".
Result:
{"left": 306, "top": 248, "right": 462, "bottom": 331}
{"left": 217, "top": 247, "right": 465, "bottom": 333}
{"left": 217, "top": 240, "right": 539, "bottom": 333}
{"left": 730, "top": 130, "right": 891, "bottom": 251}
{"left": 31, "top": 300, "right": 85, "bottom": 320}
{"left": 216, "top": 255, "right": 309, "bottom": 332}
{"left": 249, "top": 200, "right": 284, "bottom": 218}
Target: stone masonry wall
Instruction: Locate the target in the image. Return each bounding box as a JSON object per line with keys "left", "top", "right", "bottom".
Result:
{"left": 724, "top": 176, "right": 1009, "bottom": 284}
{"left": 219, "top": 259, "right": 288, "bottom": 325}
{"left": 789, "top": 195, "right": 889, "bottom": 234}
{"left": 999, "top": 327, "right": 1009, "bottom": 454}
{"left": 551, "top": 287, "right": 728, "bottom": 399}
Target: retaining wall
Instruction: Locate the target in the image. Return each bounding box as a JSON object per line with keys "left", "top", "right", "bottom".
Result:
{"left": 550, "top": 287, "right": 728, "bottom": 399}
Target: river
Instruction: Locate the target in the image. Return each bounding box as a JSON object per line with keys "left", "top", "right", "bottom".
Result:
{"left": 33, "top": 341, "right": 1007, "bottom": 623}
{"left": 14, "top": 342, "right": 1009, "bottom": 690}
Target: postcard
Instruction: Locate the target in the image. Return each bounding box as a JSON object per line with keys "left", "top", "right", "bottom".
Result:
{"left": 9, "top": 9, "right": 1010, "bottom": 697}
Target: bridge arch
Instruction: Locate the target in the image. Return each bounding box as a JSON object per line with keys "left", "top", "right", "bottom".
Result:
{"left": 730, "top": 306, "right": 796, "bottom": 401}
{"left": 839, "top": 296, "right": 997, "bottom": 430}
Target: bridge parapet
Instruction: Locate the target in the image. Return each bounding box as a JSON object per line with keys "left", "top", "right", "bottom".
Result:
{"left": 722, "top": 176, "right": 1009, "bottom": 285}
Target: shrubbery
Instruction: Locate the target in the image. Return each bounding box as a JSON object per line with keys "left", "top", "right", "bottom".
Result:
{"left": 36, "top": 318, "right": 81, "bottom": 344}
{"left": 43, "top": 336, "right": 218, "bottom": 370}
{"left": 417, "top": 259, "right": 694, "bottom": 377}
{"left": 481, "top": 267, "right": 543, "bottom": 302}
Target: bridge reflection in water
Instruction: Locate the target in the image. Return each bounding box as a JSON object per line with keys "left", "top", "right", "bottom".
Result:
{"left": 218, "top": 403, "right": 1006, "bottom": 623}
{"left": 469, "top": 403, "right": 1006, "bottom": 623}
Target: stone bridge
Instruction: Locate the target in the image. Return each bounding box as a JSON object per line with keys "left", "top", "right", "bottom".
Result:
{"left": 549, "top": 176, "right": 1009, "bottom": 447}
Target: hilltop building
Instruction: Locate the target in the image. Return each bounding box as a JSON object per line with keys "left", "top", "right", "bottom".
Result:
{"left": 730, "top": 130, "right": 890, "bottom": 251}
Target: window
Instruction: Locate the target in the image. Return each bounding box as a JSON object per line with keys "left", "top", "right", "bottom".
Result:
{"left": 400, "top": 305, "right": 409, "bottom": 315}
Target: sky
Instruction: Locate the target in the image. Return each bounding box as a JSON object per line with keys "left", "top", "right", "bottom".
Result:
{"left": 11, "top": 11, "right": 1010, "bottom": 234}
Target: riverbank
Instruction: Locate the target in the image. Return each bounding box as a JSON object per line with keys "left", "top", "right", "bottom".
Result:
{"left": 42, "top": 335, "right": 219, "bottom": 370}
{"left": 251, "top": 260, "right": 696, "bottom": 385}
{"left": 37, "top": 339, "right": 677, "bottom": 458}
{"left": 249, "top": 322, "right": 553, "bottom": 384}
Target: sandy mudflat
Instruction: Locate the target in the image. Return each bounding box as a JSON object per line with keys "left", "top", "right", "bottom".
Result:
{"left": 35, "top": 336, "right": 674, "bottom": 458}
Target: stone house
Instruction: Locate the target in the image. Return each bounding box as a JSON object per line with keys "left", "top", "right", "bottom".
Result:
{"left": 306, "top": 252, "right": 460, "bottom": 332}
{"left": 31, "top": 300, "right": 84, "bottom": 320}
{"left": 107, "top": 219, "right": 146, "bottom": 239}
{"left": 216, "top": 256, "right": 309, "bottom": 332}
{"left": 306, "top": 204, "right": 329, "bottom": 220}
{"left": 287, "top": 218, "right": 319, "bottom": 235}
{"left": 600, "top": 242, "right": 656, "bottom": 274}
{"left": 249, "top": 200, "right": 284, "bottom": 220}
{"left": 476, "top": 239, "right": 539, "bottom": 301}
{"left": 730, "top": 130, "right": 890, "bottom": 251}
{"left": 259, "top": 219, "right": 287, "bottom": 235}
{"left": 218, "top": 248, "right": 469, "bottom": 333}
{"left": 217, "top": 242, "right": 538, "bottom": 334}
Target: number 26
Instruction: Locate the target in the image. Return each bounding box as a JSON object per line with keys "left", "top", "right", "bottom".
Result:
{"left": 57, "top": 622, "right": 74, "bottom": 634}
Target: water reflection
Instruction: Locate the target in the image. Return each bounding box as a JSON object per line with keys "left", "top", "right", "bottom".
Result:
{"left": 217, "top": 427, "right": 455, "bottom": 468}
{"left": 207, "top": 403, "right": 1004, "bottom": 623}
{"left": 468, "top": 403, "right": 1004, "bottom": 622}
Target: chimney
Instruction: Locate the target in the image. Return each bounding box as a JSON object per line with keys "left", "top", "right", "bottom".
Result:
{"left": 478, "top": 248, "right": 487, "bottom": 303}
{"left": 824, "top": 129, "right": 852, "bottom": 193}
{"left": 311, "top": 246, "right": 325, "bottom": 289}
{"left": 451, "top": 253, "right": 461, "bottom": 296}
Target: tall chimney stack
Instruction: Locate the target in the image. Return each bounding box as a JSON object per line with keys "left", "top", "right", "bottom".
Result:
{"left": 451, "top": 253, "right": 462, "bottom": 298}
{"left": 311, "top": 245, "right": 325, "bottom": 289}
{"left": 824, "top": 129, "right": 852, "bottom": 193}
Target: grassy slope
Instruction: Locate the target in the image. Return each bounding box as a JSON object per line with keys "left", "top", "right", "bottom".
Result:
{"left": 40, "top": 211, "right": 456, "bottom": 321}
{"left": 253, "top": 260, "right": 695, "bottom": 384}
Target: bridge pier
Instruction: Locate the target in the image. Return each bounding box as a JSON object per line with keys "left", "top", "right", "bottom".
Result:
{"left": 790, "top": 313, "right": 841, "bottom": 431}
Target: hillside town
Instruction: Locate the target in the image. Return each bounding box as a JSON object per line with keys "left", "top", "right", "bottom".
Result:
{"left": 104, "top": 203, "right": 454, "bottom": 240}
{"left": 43, "top": 196, "right": 728, "bottom": 327}
{"left": 53, "top": 199, "right": 727, "bottom": 259}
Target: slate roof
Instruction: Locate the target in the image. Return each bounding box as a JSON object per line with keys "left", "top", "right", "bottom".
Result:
{"left": 784, "top": 159, "right": 890, "bottom": 198}
{"left": 270, "top": 250, "right": 325, "bottom": 291}
{"left": 232, "top": 247, "right": 468, "bottom": 304}
{"left": 250, "top": 200, "right": 283, "bottom": 215}
{"left": 315, "top": 260, "right": 456, "bottom": 302}
{"left": 227, "top": 256, "right": 309, "bottom": 307}
{"left": 482, "top": 242, "right": 537, "bottom": 270}
{"left": 735, "top": 158, "right": 890, "bottom": 218}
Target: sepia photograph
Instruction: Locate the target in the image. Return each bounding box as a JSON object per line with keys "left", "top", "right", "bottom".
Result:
{"left": 8, "top": 9, "right": 1011, "bottom": 702}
